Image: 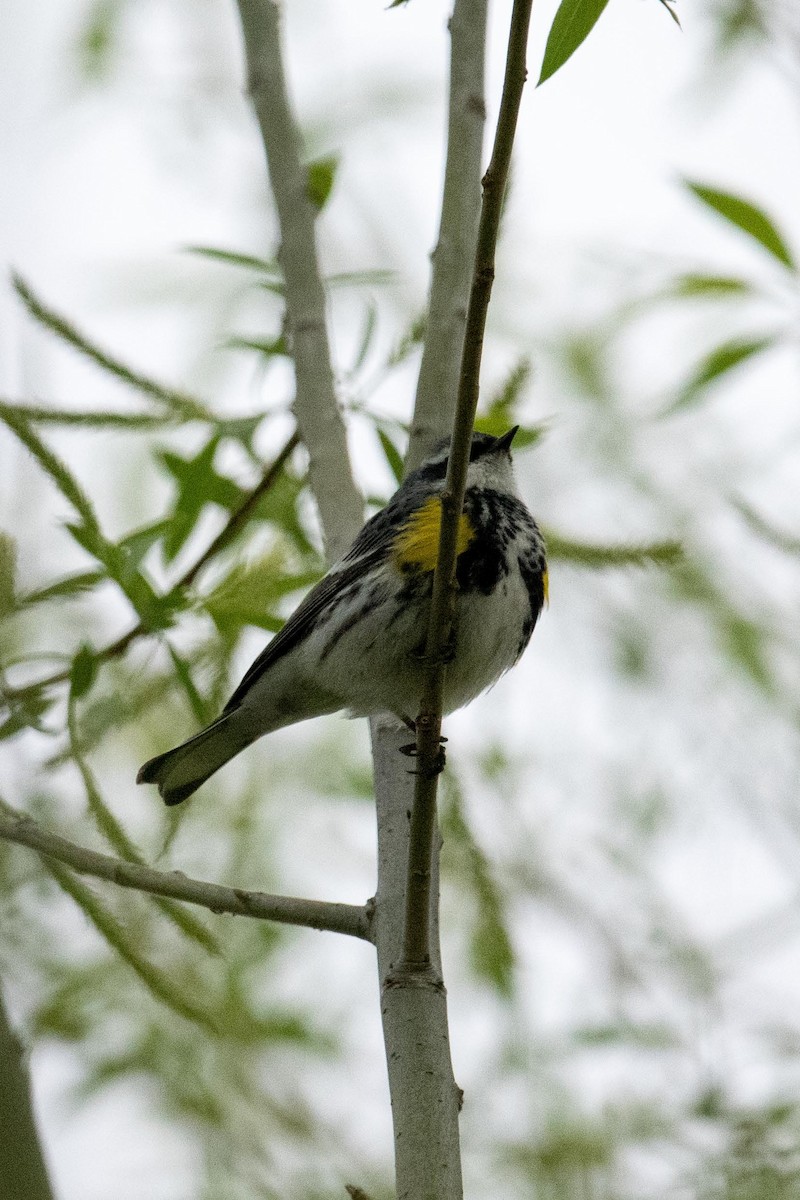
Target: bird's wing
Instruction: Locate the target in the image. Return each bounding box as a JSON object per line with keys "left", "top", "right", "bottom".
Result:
{"left": 340, "top": 497, "right": 402, "bottom": 562}
{"left": 223, "top": 539, "right": 389, "bottom": 713}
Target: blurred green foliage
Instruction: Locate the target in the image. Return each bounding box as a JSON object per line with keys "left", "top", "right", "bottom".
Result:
{"left": 1, "top": 1, "right": 800, "bottom": 1198}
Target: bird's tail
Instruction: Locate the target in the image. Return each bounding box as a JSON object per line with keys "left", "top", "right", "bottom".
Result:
{"left": 137, "top": 711, "right": 255, "bottom": 806}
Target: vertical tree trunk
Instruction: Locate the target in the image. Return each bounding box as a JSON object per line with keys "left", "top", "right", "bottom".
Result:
{"left": 0, "top": 986, "right": 56, "bottom": 1200}
{"left": 371, "top": 718, "right": 463, "bottom": 1200}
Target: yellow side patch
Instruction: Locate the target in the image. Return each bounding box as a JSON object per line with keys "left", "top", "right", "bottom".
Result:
{"left": 393, "top": 496, "right": 474, "bottom": 572}
{"left": 543, "top": 567, "right": 550, "bottom": 606}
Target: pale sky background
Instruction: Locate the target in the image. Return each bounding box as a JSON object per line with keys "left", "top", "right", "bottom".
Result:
{"left": 2, "top": 1, "right": 800, "bottom": 1197}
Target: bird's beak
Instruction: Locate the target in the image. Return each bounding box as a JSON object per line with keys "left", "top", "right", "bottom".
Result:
{"left": 492, "top": 425, "right": 519, "bottom": 454}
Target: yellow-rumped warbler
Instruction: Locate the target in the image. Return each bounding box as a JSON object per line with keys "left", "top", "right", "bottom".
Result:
{"left": 138, "top": 427, "right": 547, "bottom": 805}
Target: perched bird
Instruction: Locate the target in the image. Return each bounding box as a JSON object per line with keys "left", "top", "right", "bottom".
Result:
{"left": 138, "top": 427, "right": 547, "bottom": 805}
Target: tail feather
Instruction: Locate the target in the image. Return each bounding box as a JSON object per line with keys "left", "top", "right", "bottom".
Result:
{"left": 137, "top": 712, "right": 254, "bottom": 806}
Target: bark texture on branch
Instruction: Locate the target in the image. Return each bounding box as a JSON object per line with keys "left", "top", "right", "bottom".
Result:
{"left": 407, "top": 0, "right": 489, "bottom": 470}
{"left": 0, "top": 802, "right": 372, "bottom": 940}
{"left": 236, "top": 0, "right": 362, "bottom": 559}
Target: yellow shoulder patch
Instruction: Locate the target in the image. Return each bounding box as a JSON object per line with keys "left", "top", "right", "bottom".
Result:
{"left": 393, "top": 496, "right": 474, "bottom": 572}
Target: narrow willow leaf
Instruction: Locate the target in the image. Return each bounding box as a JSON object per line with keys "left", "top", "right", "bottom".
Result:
{"left": 204, "top": 555, "right": 318, "bottom": 635}
{"left": 118, "top": 519, "right": 172, "bottom": 568}
{"left": 656, "top": 0, "right": 681, "bottom": 28}
{"left": 66, "top": 697, "right": 220, "bottom": 955}
{"left": 306, "top": 154, "right": 339, "bottom": 211}
{"left": 441, "top": 779, "right": 515, "bottom": 996}
{"left": 485, "top": 357, "right": 532, "bottom": 413}
{"left": 12, "top": 274, "right": 212, "bottom": 420}
{"left": 685, "top": 182, "right": 795, "bottom": 270}
{"left": 47, "top": 862, "right": 220, "bottom": 1032}
{"left": 326, "top": 268, "right": 398, "bottom": 290}
{"left": 387, "top": 311, "right": 427, "bottom": 367}
{"left": 78, "top": 0, "right": 119, "bottom": 80}
{"left": 184, "top": 243, "right": 281, "bottom": 276}
{"left": 0, "top": 403, "right": 172, "bottom": 429}
{"left": 351, "top": 302, "right": 378, "bottom": 373}
{"left": 0, "top": 402, "right": 104, "bottom": 538}
{"left": 733, "top": 497, "right": 800, "bottom": 555}
{"left": 377, "top": 428, "right": 404, "bottom": 485}
{"left": 65, "top": 517, "right": 174, "bottom": 631}
{"left": 0, "top": 687, "right": 53, "bottom": 740}
{"left": 545, "top": 533, "right": 682, "bottom": 568}
{"left": 168, "top": 644, "right": 215, "bottom": 726}
{"left": 0, "top": 531, "right": 16, "bottom": 617}
{"left": 538, "top": 0, "right": 611, "bottom": 86}
{"left": 225, "top": 334, "right": 289, "bottom": 358}
{"left": 720, "top": 612, "right": 773, "bottom": 693}
{"left": 670, "top": 273, "right": 753, "bottom": 298}
{"left": 69, "top": 644, "right": 98, "bottom": 701}
{"left": 671, "top": 334, "right": 776, "bottom": 412}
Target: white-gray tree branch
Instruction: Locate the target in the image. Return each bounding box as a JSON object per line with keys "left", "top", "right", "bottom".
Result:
{"left": 0, "top": 802, "right": 373, "bottom": 941}
{"left": 406, "top": 0, "right": 489, "bottom": 470}
{"left": 235, "top": 0, "right": 363, "bottom": 559}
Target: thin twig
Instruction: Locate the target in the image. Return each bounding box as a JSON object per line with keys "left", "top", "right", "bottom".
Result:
{"left": 401, "top": 0, "right": 536, "bottom": 969}
{"left": 235, "top": 0, "right": 362, "bottom": 558}
{"left": 0, "top": 799, "right": 373, "bottom": 942}
{"left": 2, "top": 431, "right": 299, "bottom": 701}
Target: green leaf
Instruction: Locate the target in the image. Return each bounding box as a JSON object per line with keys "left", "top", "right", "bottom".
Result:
{"left": 12, "top": 275, "right": 211, "bottom": 421}
{"left": 672, "top": 334, "right": 777, "bottom": 412}
{"left": 158, "top": 437, "right": 246, "bottom": 562}
{"left": 670, "top": 272, "right": 754, "bottom": 298}
{"left": 118, "top": 519, "right": 172, "bottom": 567}
{"left": 0, "top": 403, "right": 171, "bottom": 429}
{"left": 47, "top": 862, "right": 220, "bottom": 1033}
{"left": 167, "top": 644, "right": 216, "bottom": 725}
{"left": 377, "top": 428, "right": 404, "bottom": 485}
{"left": 326, "top": 268, "right": 398, "bottom": 290}
{"left": 685, "top": 182, "right": 795, "bottom": 269}
{"left": 545, "top": 532, "right": 682, "bottom": 567}
{"left": 64, "top": 519, "right": 109, "bottom": 562}
{"left": 64, "top": 697, "right": 221, "bottom": 955}
{"left": 0, "top": 687, "right": 53, "bottom": 740}
{"left": 19, "top": 570, "right": 106, "bottom": 607}
{"left": 441, "top": 779, "right": 515, "bottom": 996}
{"left": 472, "top": 905, "right": 515, "bottom": 996}
{"left": 65, "top": 521, "right": 174, "bottom": 629}
{"left": 351, "top": 302, "right": 378, "bottom": 373}
{"left": 485, "top": 357, "right": 532, "bottom": 413}
{"left": 0, "top": 531, "right": 16, "bottom": 617}
{"left": 476, "top": 358, "right": 546, "bottom": 451}
{"left": 538, "top": 0, "right": 611, "bottom": 86}
{"left": 184, "top": 244, "right": 281, "bottom": 276}
{"left": 733, "top": 497, "right": 800, "bottom": 555}
{"left": 77, "top": 0, "right": 119, "bottom": 81}
{"left": 215, "top": 414, "right": 264, "bottom": 456}
{"left": 0, "top": 401, "right": 104, "bottom": 539}
{"left": 721, "top": 612, "right": 772, "bottom": 692}
{"left": 250, "top": 469, "right": 319, "bottom": 558}
{"left": 655, "top": 0, "right": 681, "bottom": 28}
{"left": 225, "top": 334, "right": 289, "bottom": 358}
{"left": 204, "top": 552, "right": 319, "bottom": 635}
{"left": 70, "top": 644, "right": 98, "bottom": 700}
{"left": 306, "top": 154, "right": 339, "bottom": 211}
{"left": 387, "top": 311, "right": 427, "bottom": 367}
